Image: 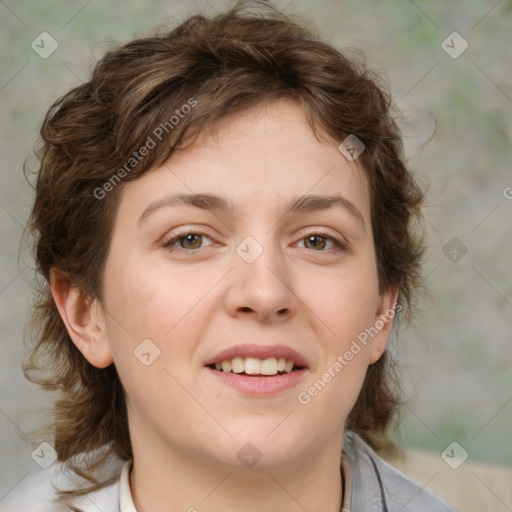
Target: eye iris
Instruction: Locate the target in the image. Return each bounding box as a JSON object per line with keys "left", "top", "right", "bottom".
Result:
{"left": 305, "top": 235, "right": 326, "bottom": 250}
{"left": 180, "top": 234, "right": 202, "bottom": 249}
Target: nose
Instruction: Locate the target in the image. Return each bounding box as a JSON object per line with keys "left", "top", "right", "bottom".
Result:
{"left": 224, "top": 237, "right": 298, "bottom": 323}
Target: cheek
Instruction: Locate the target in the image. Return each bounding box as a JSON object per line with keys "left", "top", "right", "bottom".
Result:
{"left": 299, "top": 264, "right": 380, "bottom": 344}
{"left": 104, "top": 254, "right": 208, "bottom": 333}
{"left": 297, "top": 330, "right": 372, "bottom": 427}
{"left": 295, "top": 263, "right": 379, "bottom": 412}
{"left": 102, "top": 255, "right": 222, "bottom": 374}
{"left": 101, "top": 260, "right": 214, "bottom": 423}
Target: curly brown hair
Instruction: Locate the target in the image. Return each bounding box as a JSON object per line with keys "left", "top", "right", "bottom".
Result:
{"left": 23, "top": 0, "right": 425, "bottom": 500}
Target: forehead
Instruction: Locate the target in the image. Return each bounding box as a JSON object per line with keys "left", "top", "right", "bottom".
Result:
{"left": 117, "top": 99, "right": 371, "bottom": 224}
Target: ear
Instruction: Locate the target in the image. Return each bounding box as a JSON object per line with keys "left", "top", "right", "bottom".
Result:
{"left": 50, "top": 268, "right": 113, "bottom": 369}
{"left": 369, "top": 286, "right": 399, "bottom": 364}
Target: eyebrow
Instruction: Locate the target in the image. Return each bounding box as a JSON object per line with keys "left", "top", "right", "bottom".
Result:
{"left": 138, "top": 192, "right": 366, "bottom": 231}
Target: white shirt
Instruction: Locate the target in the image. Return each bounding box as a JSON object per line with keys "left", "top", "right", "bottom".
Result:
{"left": 119, "top": 460, "right": 137, "bottom": 512}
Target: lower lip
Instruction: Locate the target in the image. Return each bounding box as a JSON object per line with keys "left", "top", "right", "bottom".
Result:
{"left": 205, "top": 367, "right": 308, "bottom": 396}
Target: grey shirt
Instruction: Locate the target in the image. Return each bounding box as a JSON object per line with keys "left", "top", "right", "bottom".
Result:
{"left": 342, "top": 431, "right": 458, "bottom": 511}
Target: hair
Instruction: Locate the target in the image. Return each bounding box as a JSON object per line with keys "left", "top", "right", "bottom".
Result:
{"left": 22, "top": 0, "right": 425, "bottom": 501}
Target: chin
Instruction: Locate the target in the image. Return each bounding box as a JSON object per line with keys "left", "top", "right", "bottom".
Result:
{"left": 221, "top": 422, "right": 309, "bottom": 465}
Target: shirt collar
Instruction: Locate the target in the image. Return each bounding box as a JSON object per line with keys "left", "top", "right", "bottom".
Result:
{"left": 341, "top": 451, "right": 353, "bottom": 511}
{"left": 119, "top": 459, "right": 138, "bottom": 512}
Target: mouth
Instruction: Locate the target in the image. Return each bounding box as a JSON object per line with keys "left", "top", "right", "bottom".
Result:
{"left": 206, "top": 356, "right": 305, "bottom": 376}
{"left": 204, "top": 344, "right": 309, "bottom": 394}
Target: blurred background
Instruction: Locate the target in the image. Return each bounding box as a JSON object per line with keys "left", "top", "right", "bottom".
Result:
{"left": 1, "top": 0, "right": 511, "bottom": 505}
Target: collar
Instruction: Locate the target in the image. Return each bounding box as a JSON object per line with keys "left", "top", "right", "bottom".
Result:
{"left": 119, "top": 459, "right": 137, "bottom": 512}
{"left": 342, "top": 431, "right": 386, "bottom": 511}
{"left": 340, "top": 451, "right": 353, "bottom": 511}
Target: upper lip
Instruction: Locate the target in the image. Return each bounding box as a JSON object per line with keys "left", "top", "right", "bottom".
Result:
{"left": 205, "top": 344, "right": 309, "bottom": 368}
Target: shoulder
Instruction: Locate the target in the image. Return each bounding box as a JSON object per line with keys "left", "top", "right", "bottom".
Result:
{"left": 0, "top": 459, "right": 125, "bottom": 512}
{"left": 343, "top": 431, "right": 458, "bottom": 512}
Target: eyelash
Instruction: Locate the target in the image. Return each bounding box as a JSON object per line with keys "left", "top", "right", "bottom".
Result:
{"left": 161, "top": 230, "right": 347, "bottom": 253}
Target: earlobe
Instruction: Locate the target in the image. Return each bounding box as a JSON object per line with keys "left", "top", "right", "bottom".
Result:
{"left": 50, "top": 269, "right": 114, "bottom": 369}
{"left": 369, "top": 286, "right": 399, "bottom": 364}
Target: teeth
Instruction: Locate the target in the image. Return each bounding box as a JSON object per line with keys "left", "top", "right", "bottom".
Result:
{"left": 244, "top": 357, "right": 261, "bottom": 375}
{"left": 261, "top": 357, "right": 278, "bottom": 375}
{"left": 231, "top": 357, "right": 244, "bottom": 374}
{"left": 213, "top": 356, "right": 298, "bottom": 375}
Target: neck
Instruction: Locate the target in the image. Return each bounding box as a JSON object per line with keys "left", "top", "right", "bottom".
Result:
{"left": 129, "top": 431, "right": 344, "bottom": 512}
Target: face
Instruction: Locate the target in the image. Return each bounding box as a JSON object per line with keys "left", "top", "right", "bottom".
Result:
{"left": 89, "top": 99, "right": 396, "bottom": 469}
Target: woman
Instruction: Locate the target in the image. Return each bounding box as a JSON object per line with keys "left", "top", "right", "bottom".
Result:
{"left": 3, "top": 2, "right": 456, "bottom": 510}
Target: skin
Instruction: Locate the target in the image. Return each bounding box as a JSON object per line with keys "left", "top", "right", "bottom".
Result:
{"left": 51, "top": 98, "right": 397, "bottom": 512}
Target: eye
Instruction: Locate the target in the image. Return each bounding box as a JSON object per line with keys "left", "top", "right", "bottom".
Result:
{"left": 297, "top": 231, "right": 346, "bottom": 252}
{"left": 162, "top": 231, "right": 214, "bottom": 251}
